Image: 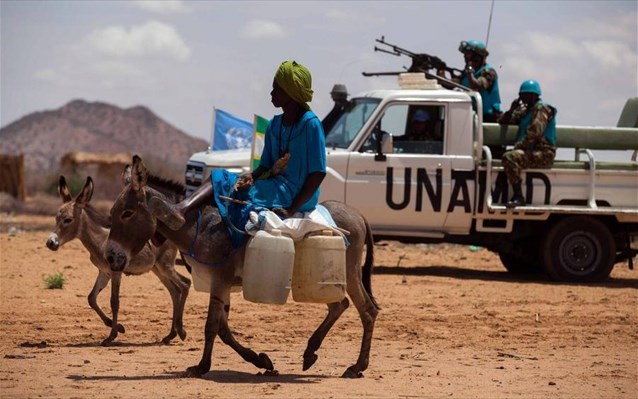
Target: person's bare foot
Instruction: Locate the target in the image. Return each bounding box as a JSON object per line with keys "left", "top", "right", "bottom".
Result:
{"left": 148, "top": 197, "right": 186, "bottom": 230}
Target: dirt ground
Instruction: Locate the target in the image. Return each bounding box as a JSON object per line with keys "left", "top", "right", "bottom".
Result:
{"left": 1, "top": 212, "right": 636, "bottom": 399}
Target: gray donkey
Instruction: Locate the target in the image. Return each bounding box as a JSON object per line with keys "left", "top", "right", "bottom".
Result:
{"left": 46, "top": 175, "right": 191, "bottom": 345}
{"left": 105, "top": 155, "right": 379, "bottom": 378}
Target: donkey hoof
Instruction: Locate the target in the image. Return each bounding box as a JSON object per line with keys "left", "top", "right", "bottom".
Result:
{"left": 183, "top": 365, "right": 207, "bottom": 378}
{"left": 341, "top": 366, "right": 364, "bottom": 379}
{"left": 258, "top": 352, "right": 274, "bottom": 371}
{"left": 303, "top": 354, "right": 318, "bottom": 371}
{"left": 161, "top": 335, "right": 174, "bottom": 345}
{"left": 101, "top": 336, "right": 116, "bottom": 346}
{"left": 106, "top": 320, "right": 125, "bottom": 334}
{"left": 178, "top": 328, "right": 187, "bottom": 341}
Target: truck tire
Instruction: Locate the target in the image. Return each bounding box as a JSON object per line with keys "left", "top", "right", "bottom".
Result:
{"left": 542, "top": 216, "right": 616, "bottom": 282}
{"left": 498, "top": 252, "right": 543, "bottom": 274}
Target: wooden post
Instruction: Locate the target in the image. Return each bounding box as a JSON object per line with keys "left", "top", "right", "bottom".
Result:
{"left": 0, "top": 153, "right": 26, "bottom": 201}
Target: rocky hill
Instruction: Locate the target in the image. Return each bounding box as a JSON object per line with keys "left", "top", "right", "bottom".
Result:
{"left": 0, "top": 100, "right": 208, "bottom": 191}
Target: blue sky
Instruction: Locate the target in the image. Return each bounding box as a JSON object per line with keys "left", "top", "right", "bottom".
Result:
{"left": 2, "top": 0, "right": 637, "bottom": 147}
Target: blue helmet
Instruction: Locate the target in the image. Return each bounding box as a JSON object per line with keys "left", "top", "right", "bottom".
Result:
{"left": 412, "top": 110, "right": 430, "bottom": 122}
{"left": 519, "top": 80, "right": 542, "bottom": 96}
{"left": 459, "top": 40, "right": 489, "bottom": 57}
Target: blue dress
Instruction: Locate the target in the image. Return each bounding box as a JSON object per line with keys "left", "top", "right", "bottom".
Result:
{"left": 255, "top": 110, "right": 326, "bottom": 211}
{"left": 212, "top": 110, "right": 326, "bottom": 247}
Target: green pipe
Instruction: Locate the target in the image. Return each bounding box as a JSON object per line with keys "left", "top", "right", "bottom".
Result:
{"left": 483, "top": 123, "right": 638, "bottom": 150}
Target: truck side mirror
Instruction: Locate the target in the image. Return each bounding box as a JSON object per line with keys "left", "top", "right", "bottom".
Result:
{"left": 374, "top": 129, "right": 393, "bottom": 161}
{"left": 381, "top": 132, "right": 393, "bottom": 154}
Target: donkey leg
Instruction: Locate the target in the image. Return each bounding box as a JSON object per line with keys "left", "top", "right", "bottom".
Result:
{"left": 102, "top": 271, "right": 123, "bottom": 346}
{"left": 341, "top": 274, "right": 378, "bottom": 378}
{"left": 217, "top": 304, "right": 275, "bottom": 372}
{"left": 152, "top": 264, "right": 180, "bottom": 345}
{"left": 164, "top": 271, "right": 190, "bottom": 342}
{"left": 302, "top": 298, "right": 350, "bottom": 371}
{"left": 152, "top": 263, "right": 190, "bottom": 345}
{"left": 89, "top": 271, "right": 125, "bottom": 333}
{"left": 184, "top": 293, "right": 225, "bottom": 378}
{"left": 175, "top": 273, "right": 192, "bottom": 340}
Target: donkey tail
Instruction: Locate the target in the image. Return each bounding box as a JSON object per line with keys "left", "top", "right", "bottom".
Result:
{"left": 362, "top": 218, "right": 380, "bottom": 310}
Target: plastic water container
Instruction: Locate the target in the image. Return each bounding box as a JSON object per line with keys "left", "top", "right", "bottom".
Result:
{"left": 292, "top": 230, "right": 347, "bottom": 303}
{"left": 190, "top": 260, "right": 242, "bottom": 293}
{"left": 242, "top": 229, "right": 295, "bottom": 304}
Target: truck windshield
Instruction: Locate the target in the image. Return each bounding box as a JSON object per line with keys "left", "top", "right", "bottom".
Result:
{"left": 325, "top": 98, "right": 381, "bottom": 149}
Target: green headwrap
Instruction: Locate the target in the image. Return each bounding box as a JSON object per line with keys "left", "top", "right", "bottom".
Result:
{"left": 274, "top": 60, "right": 313, "bottom": 109}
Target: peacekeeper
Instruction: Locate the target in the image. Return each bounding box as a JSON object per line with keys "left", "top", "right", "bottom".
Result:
{"left": 499, "top": 80, "right": 558, "bottom": 208}
{"left": 439, "top": 40, "right": 502, "bottom": 123}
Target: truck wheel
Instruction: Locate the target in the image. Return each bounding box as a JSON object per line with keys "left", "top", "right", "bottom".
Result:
{"left": 542, "top": 216, "right": 616, "bottom": 282}
{"left": 498, "top": 252, "right": 543, "bottom": 274}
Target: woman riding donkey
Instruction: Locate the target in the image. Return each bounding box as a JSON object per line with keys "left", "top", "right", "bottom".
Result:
{"left": 151, "top": 60, "right": 326, "bottom": 235}
{"left": 108, "top": 61, "right": 377, "bottom": 378}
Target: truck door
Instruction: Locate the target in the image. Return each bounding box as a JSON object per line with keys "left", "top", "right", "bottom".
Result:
{"left": 345, "top": 103, "right": 452, "bottom": 235}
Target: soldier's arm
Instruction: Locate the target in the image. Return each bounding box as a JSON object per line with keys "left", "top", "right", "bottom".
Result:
{"left": 499, "top": 102, "right": 526, "bottom": 125}
{"left": 475, "top": 67, "right": 496, "bottom": 91}
{"left": 522, "top": 104, "right": 552, "bottom": 145}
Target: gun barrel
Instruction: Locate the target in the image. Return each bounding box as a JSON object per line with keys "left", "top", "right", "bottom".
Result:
{"left": 362, "top": 71, "right": 403, "bottom": 77}
{"left": 374, "top": 46, "right": 400, "bottom": 56}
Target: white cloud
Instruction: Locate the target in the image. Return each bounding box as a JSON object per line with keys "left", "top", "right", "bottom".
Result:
{"left": 34, "top": 69, "right": 58, "bottom": 82}
{"left": 565, "top": 14, "right": 637, "bottom": 42}
{"left": 500, "top": 57, "right": 538, "bottom": 80}
{"left": 526, "top": 32, "right": 582, "bottom": 58}
{"left": 90, "top": 61, "right": 145, "bottom": 78}
{"left": 325, "top": 9, "right": 349, "bottom": 21}
{"left": 581, "top": 40, "right": 636, "bottom": 68}
{"left": 87, "top": 21, "right": 191, "bottom": 61}
{"left": 130, "top": 0, "right": 189, "bottom": 14}
{"left": 240, "top": 20, "right": 286, "bottom": 40}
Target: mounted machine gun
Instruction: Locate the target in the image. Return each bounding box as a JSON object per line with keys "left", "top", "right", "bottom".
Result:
{"left": 363, "top": 36, "right": 467, "bottom": 91}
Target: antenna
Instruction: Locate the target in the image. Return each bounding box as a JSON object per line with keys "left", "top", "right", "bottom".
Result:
{"left": 485, "top": 0, "right": 495, "bottom": 46}
{"left": 339, "top": 59, "right": 361, "bottom": 83}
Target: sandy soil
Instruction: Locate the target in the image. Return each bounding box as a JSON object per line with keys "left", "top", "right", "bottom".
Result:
{"left": 1, "top": 212, "right": 636, "bottom": 398}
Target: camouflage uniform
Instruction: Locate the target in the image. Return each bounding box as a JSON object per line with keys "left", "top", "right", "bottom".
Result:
{"left": 501, "top": 102, "right": 556, "bottom": 185}
{"left": 465, "top": 67, "right": 497, "bottom": 93}
{"left": 455, "top": 65, "right": 501, "bottom": 121}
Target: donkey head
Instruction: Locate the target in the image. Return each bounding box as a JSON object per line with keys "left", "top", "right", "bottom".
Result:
{"left": 46, "top": 176, "right": 94, "bottom": 251}
{"left": 105, "top": 155, "right": 157, "bottom": 271}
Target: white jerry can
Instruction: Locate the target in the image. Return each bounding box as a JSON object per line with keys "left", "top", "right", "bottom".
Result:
{"left": 190, "top": 259, "right": 242, "bottom": 294}
{"left": 242, "top": 229, "right": 295, "bottom": 304}
{"left": 292, "top": 230, "right": 347, "bottom": 303}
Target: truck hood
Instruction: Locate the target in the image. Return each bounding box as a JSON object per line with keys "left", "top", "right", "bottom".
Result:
{"left": 188, "top": 148, "right": 251, "bottom": 167}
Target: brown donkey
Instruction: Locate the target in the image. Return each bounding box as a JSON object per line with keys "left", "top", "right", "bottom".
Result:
{"left": 46, "top": 175, "right": 191, "bottom": 345}
{"left": 105, "top": 155, "right": 379, "bottom": 378}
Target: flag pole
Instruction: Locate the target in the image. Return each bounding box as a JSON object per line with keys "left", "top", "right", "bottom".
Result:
{"left": 250, "top": 114, "right": 258, "bottom": 171}
{"left": 208, "top": 107, "right": 216, "bottom": 152}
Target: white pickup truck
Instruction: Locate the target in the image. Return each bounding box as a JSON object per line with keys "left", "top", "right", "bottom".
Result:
{"left": 184, "top": 78, "right": 638, "bottom": 282}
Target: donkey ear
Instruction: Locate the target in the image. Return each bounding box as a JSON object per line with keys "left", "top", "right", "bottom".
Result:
{"left": 58, "top": 176, "right": 73, "bottom": 203}
{"left": 75, "top": 177, "right": 94, "bottom": 207}
{"left": 122, "top": 164, "right": 132, "bottom": 186}
{"left": 131, "top": 155, "right": 148, "bottom": 191}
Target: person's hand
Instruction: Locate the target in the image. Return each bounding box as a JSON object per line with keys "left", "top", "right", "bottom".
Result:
{"left": 272, "top": 207, "right": 290, "bottom": 218}
{"left": 465, "top": 62, "right": 474, "bottom": 74}
{"left": 234, "top": 173, "right": 253, "bottom": 191}
{"left": 510, "top": 97, "right": 522, "bottom": 110}
{"left": 436, "top": 69, "right": 446, "bottom": 78}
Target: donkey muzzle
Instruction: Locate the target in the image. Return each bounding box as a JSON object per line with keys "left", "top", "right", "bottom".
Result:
{"left": 46, "top": 233, "right": 60, "bottom": 251}
{"left": 105, "top": 243, "right": 128, "bottom": 272}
